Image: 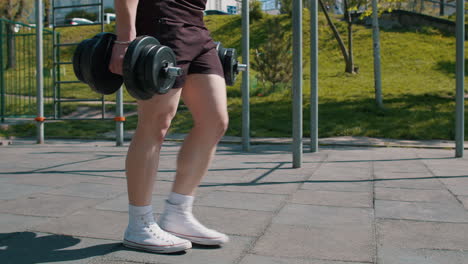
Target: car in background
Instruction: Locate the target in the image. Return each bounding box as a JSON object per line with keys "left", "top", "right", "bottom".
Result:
{"left": 203, "top": 10, "right": 230, "bottom": 16}
{"left": 66, "top": 18, "right": 94, "bottom": 25}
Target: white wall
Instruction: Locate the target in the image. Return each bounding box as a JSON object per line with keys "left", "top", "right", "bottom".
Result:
{"left": 206, "top": 0, "right": 242, "bottom": 14}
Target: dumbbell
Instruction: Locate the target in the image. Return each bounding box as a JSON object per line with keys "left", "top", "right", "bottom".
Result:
{"left": 215, "top": 42, "right": 247, "bottom": 86}
{"left": 73, "top": 32, "right": 183, "bottom": 100}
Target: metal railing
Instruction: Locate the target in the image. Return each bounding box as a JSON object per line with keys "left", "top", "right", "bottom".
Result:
{"left": 0, "top": 18, "right": 54, "bottom": 121}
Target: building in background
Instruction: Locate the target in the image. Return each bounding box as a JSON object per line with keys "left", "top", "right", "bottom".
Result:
{"left": 206, "top": 0, "right": 241, "bottom": 14}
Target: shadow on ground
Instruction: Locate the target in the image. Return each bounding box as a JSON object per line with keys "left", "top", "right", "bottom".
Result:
{"left": 0, "top": 232, "right": 121, "bottom": 264}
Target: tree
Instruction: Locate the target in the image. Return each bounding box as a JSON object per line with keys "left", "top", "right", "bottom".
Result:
{"left": 0, "top": 0, "right": 33, "bottom": 69}
{"left": 251, "top": 17, "right": 293, "bottom": 94}
{"left": 318, "top": 0, "right": 401, "bottom": 74}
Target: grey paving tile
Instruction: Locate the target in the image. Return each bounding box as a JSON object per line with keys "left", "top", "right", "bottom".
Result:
{"left": 290, "top": 190, "right": 372, "bottom": 208}
{"left": 439, "top": 178, "right": 468, "bottom": 195}
{"left": 0, "top": 213, "right": 50, "bottom": 233}
{"left": 375, "top": 200, "right": 468, "bottom": 222}
{"left": 196, "top": 190, "right": 287, "bottom": 212}
{"left": 0, "top": 232, "right": 121, "bottom": 264}
{"left": 301, "top": 181, "right": 372, "bottom": 192}
{"left": 252, "top": 224, "right": 373, "bottom": 263}
{"left": 31, "top": 209, "right": 128, "bottom": 241}
{"left": 44, "top": 182, "right": 126, "bottom": 199}
{"left": 95, "top": 193, "right": 167, "bottom": 213}
{"left": 0, "top": 193, "right": 100, "bottom": 217}
{"left": 0, "top": 173, "right": 84, "bottom": 187}
{"left": 459, "top": 195, "right": 468, "bottom": 210}
{"left": 375, "top": 188, "right": 458, "bottom": 203}
{"left": 378, "top": 246, "right": 468, "bottom": 264}
{"left": 106, "top": 235, "right": 254, "bottom": 264}
{"left": 190, "top": 206, "right": 273, "bottom": 237}
{"left": 374, "top": 178, "right": 444, "bottom": 190}
{"left": 0, "top": 183, "right": 52, "bottom": 200}
{"left": 218, "top": 181, "right": 300, "bottom": 195}
{"left": 377, "top": 219, "right": 468, "bottom": 250}
{"left": 273, "top": 204, "right": 373, "bottom": 227}
{"left": 239, "top": 255, "right": 369, "bottom": 264}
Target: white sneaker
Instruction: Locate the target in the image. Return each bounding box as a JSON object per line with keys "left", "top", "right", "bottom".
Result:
{"left": 159, "top": 201, "right": 229, "bottom": 246}
{"left": 123, "top": 212, "right": 192, "bottom": 253}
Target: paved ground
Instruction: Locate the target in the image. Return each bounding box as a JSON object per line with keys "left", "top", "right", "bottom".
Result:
{"left": 1, "top": 139, "right": 468, "bottom": 264}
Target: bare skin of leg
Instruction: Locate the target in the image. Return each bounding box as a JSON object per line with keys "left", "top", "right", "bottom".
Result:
{"left": 126, "top": 88, "right": 182, "bottom": 206}
{"left": 171, "top": 73, "right": 228, "bottom": 195}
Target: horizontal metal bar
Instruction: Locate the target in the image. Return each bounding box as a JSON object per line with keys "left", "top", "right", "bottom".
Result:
{"left": 56, "top": 81, "right": 81, "bottom": 84}
{"left": 56, "top": 99, "right": 103, "bottom": 103}
{"left": 55, "top": 62, "right": 73, "bottom": 65}
{"left": 53, "top": 118, "right": 114, "bottom": 121}
{"left": 53, "top": 3, "right": 101, "bottom": 10}
{"left": 54, "top": 42, "right": 80, "bottom": 47}
{"left": 54, "top": 22, "right": 102, "bottom": 28}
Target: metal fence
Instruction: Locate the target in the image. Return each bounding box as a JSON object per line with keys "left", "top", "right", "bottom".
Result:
{"left": 0, "top": 18, "right": 55, "bottom": 121}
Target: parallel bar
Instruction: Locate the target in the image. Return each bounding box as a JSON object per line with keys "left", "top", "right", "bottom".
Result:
{"left": 56, "top": 80, "right": 81, "bottom": 84}
{"left": 0, "top": 20, "right": 5, "bottom": 122}
{"left": 292, "top": 0, "right": 303, "bottom": 168}
{"left": 116, "top": 87, "right": 124, "bottom": 146}
{"left": 53, "top": 3, "right": 101, "bottom": 9}
{"left": 54, "top": 42, "right": 80, "bottom": 47}
{"left": 455, "top": 0, "right": 464, "bottom": 157}
{"left": 55, "top": 61, "right": 73, "bottom": 65}
{"left": 54, "top": 118, "right": 114, "bottom": 121}
{"left": 56, "top": 98, "right": 103, "bottom": 102}
{"left": 54, "top": 23, "right": 103, "bottom": 28}
{"left": 242, "top": 0, "right": 250, "bottom": 151}
{"left": 36, "top": 0, "right": 45, "bottom": 144}
{"left": 310, "top": 0, "right": 318, "bottom": 153}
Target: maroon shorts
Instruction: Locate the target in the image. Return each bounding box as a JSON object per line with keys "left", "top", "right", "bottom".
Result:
{"left": 136, "top": 18, "right": 224, "bottom": 89}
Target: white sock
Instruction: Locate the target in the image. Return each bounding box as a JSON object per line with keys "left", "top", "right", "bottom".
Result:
{"left": 168, "top": 192, "right": 194, "bottom": 206}
{"left": 128, "top": 204, "right": 153, "bottom": 228}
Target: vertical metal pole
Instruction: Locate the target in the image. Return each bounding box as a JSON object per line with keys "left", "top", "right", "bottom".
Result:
{"left": 242, "top": 0, "right": 250, "bottom": 151}
{"left": 100, "top": 0, "right": 106, "bottom": 119}
{"left": 116, "top": 87, "right": 124, "bottom": 146}
{"left": 310, "top": 0, "right": 318, "bottom": 153}
{"left": 372, "top": 0, "right": 383, "bottom": 108}
{"left": 455, "top": 0, "right": 464, "bottom": 157}
{"left": 292, "top": 0, "right": 303, "bottom": 168}
{"left": 0, "top": 20, "right": 5, "bottom": 123}
{"left": 36, "top": 0, "right": 44, "bottom": 144}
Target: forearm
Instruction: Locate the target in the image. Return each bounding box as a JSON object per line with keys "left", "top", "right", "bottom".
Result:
{"left": 114, "top": 0, "right": 139, "bottom": 41}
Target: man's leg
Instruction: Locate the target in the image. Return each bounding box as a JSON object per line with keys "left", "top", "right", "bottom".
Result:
{"left": 159, "top": 73, "right": 229, "bottom": 245}
{"left": 123, "top": 88, "right": 192, "bottom": 253}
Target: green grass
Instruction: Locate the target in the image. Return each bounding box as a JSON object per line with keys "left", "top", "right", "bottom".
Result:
{"left": 1, "top": 11, "right": 467, "bottom": 141}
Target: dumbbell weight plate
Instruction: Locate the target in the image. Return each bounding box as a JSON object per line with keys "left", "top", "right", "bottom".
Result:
{"left": 222, "top": 48, "right": 237, "bottom": 86}
{"left": 123, "top": 36, "right": 160, "bottom": 100}
{"left": 81, "top": 33, "right": 123, "bottom": 95}
{"left": 72, "top": 38, "right": 89, "bottom": 83}
{"left": 144, "top": 45, "right": 178, "bottom": 94}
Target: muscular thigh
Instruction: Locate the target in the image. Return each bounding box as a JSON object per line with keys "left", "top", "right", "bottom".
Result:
{"left": 181, "top": 74, "right": 228, "bottom": 126}
{"left": 137, "top": 88, "right": 182, "bottom": 124}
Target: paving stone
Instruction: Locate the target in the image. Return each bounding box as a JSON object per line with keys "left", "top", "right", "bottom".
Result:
{"left": 252, "top": 224, "right": 373, "bottom": 263}
{"left": 31, "top": 209, "right": 128, "bottom": 241}
{"left": 377, "top": 219, "right": 468, "bottom": 250}
{"left": 0, "top": 173, "right": 84, "bottom": 187}
{"left": 196, "top": 191, "right": 287, "bottom": 212}
{"left": 374, "top": 178, "right": 444, "bottom": 189}
{"left": 106, "top": 235, "right": 254, "bottom": 264}
{"left": 218, "top": 181, "right": 300, "bottom": 195}
{"left": 375, "top": 188, "right": 458, "bottom": 203}
{"left": 95, "top": 193, "right": 167, "bottom": 213}
{"left": 239, "top": 255, "right": 369, "bottom": 264}
{"left": 273, "top": 204, "right": 373, "bottom": 227}
{"left": 290, "top": 190, "right": 372, "bottom": 208}
{"left": 378, "top": 246, "right": 468, "bottom": 264}
{"left": 0, "top": 183, "right": 52, "bottom": 200}
{"left": 0, "top": 213, "right": 50, "bottom": 233}
{"left": 45, "top": 182, "right": 126, "bottom": 199}
{"left": 0, "top": 193, "right": 100, "bottom": 217}
{"left": 192, "top": 206, "right": 273, "bottom": 237}
{"left": 0, "top": 232, "right": 121, "bottom": 264}
{"left": 439, "top": 178, "right": 468, "bottom": 195}
{"left": 458, "top": 195, "right": 468, "bottom": 210}
{"left": 375, "top": 200, "right": 468, "bottom": 222}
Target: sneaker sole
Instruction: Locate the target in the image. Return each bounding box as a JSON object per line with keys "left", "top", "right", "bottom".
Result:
{"left": 122, "top": 239, "right": 191, "bottom": 253}
{"left": 164, "top": 230, "right": 229, "bottom": 246}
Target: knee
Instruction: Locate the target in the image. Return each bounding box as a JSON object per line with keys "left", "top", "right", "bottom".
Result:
{"left": 137, "top": 109, "right": 177, "bottom": 143}
{"left": 196, "top": 114, "right": 229, "bottom": 140}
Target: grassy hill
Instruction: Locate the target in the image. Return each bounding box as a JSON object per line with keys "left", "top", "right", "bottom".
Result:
{"left": 2, "top": 10, "right": 467, "bottom": 140}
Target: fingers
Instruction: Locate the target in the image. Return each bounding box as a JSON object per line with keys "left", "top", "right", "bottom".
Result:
{"left": 109, "top": 44, "right": 128, "bottom": 75}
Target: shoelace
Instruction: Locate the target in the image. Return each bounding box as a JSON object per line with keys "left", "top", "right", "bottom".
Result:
{"left": 140, "top": 215, "right": 178, "bottom": 244}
